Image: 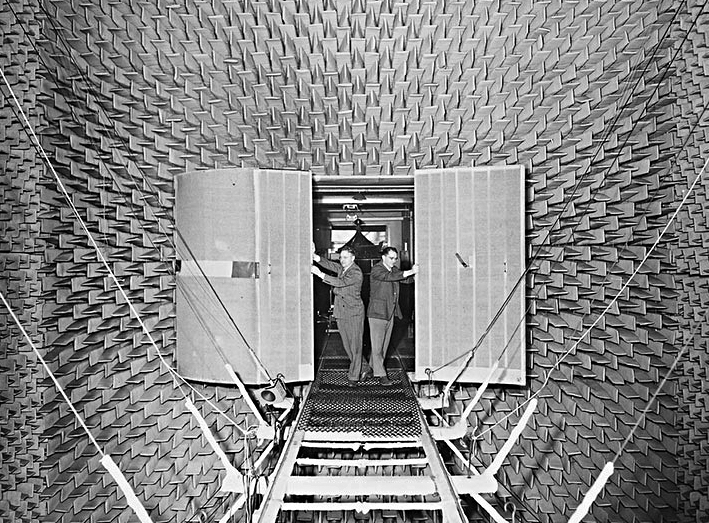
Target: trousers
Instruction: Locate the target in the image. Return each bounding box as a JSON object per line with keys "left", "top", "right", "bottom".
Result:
{"left": 337, "top": 313, "right": 365, "bottom": 381}
{"left": 368, "top": 316, "right": 395, "bottom": 377}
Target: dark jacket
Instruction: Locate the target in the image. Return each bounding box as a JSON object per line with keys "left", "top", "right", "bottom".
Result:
{"left": 316, "top": 257, "right": 364, "bottom": 319}
{"left": 367, "top": 261, "right": 414, "bottom": 321}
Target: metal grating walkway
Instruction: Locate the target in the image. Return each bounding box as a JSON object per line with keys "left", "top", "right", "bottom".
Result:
{"left": 255, "top": 336, "right": 468, "bottom": 523}
{"left": 297, "top": 370, "right": 421, "bottom": 441}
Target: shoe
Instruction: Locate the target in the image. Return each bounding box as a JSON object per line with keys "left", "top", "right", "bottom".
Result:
{"left": 378, "top": 376, "right": 394, "bottom": 386}
{"left": 361, "top": 369, "right": 374, "bottom": 380}
{"left": 346, "top": 379, "right": 359, "bottom": 387}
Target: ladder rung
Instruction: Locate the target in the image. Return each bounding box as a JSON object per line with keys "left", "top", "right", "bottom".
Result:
{"left": 300, "top": 440, "right": 424, "bottom": 450}
{"left": 286, "top": 476, "right": 438, "bottom": 496}
{"left": 295, "top": 457, "right": 429, "bottom": 467}
{"left": 302, "top": 432, "right": 421, "bottom": 443}
{"left": 280, "top": 501, "right": 443, "bottom": 512}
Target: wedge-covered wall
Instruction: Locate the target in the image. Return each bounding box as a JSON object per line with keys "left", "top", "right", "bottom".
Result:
{"left": 0, "top": 0, "right": 708, "bottom": 523}
{"left": 1, "top": 5, "right": 45, "bottom": 522}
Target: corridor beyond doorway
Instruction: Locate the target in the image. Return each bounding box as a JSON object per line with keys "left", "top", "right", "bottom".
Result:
{"left": 315, "top": 318, "right": 415, "bottom": 377}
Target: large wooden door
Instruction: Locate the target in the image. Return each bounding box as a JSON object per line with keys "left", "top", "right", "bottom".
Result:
{"left": 414, "top": 166, "right": 525, "bottom": 385}
{"left": 175, "top": 168, "right": 313, "bottom": 385}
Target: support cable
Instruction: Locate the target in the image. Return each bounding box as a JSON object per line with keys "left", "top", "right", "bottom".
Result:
{"left": 0, "top": 289, "right": 155, "bottom": 523}
{"left": 0, "top": 289, "right": 105, "bottom": 457}
{"left": 429, "top": 85, "right": 709, "bottom": 523}
{"left": 612, "top": 313, "right": 704, "bottom": 462}
{"left": 429, "top": 0, "right": 696, "bottom": 375}
{"left": 0, "top": 66, "right": 246, "bottom": 435}
{"left": 6, "top": 0, "right": 272, "bottom": 381}
{"left": 474, "top": 150, "right": 709, "bottom": 441}
{"left": 462, "top": 92, "right": 709, "bottom": 437}
{"left": 564, "top": 314, "right": 704, "bottom": 523}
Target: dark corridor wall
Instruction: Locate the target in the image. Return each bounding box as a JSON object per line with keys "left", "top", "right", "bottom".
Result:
{"left": 1, "top": 1, "right": 708, "bottom": 523}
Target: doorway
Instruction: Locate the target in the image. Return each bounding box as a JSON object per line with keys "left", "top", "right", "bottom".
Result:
{"left": 312, "top": 176, "right": 415, "bottom": 373}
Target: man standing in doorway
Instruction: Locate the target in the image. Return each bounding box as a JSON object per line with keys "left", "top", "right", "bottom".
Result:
{"left": 367, "top": 247, "right": 418, "bottom": 386}
{"left": 311, "top": 244, "right": 370, "bottom": 386}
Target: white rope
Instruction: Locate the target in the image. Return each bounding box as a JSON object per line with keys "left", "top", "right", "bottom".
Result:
{"left": 0, "top": 289, "right": 105, "bottom": 456}
{"left": 613, "top": 313, "right": 703, "bottom": 461}
{"left": 475, "top": 152, "right": 709, "bottom": 441}
{"left": 567, "top": 462, "right": 615, "bottom": 523}
{"left": 0, "top": 66, "right": 246, "bottom": 435}
{"left": 539, "top": 156, "right": 709, "bottom": 389}
{"left": 430, "top": 0, "right": 699, "bottom": 379}
{"left": 99, "top": 455, "right": 155, "bottom": 523}
{"left": 0, "top": 290, "right": 156, "bottom": 523}
{"left": 3, "top": 7, "right": 274, "bottom": 381}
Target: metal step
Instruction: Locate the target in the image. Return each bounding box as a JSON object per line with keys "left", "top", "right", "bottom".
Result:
{"left": 253, "top": 371, "right": 469, "bottom": 523}
{"left": 294, "top": 457, "right": 429, "bottom": 467}
{"left": 279, "top": 501, "right": 444, "bottom": 513}
{"left": 286, "top": 476, "right": 438, "bottom": 496}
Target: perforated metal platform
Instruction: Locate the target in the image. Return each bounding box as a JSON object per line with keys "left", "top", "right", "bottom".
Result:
{"left": 252, "top": 328, "right": 467, "bottom": 522}
{"left": 297, "top": 370, "right": 421, "bottom": 441}
{"left": 256, "top": 368, "right": 467, "bottom": 523}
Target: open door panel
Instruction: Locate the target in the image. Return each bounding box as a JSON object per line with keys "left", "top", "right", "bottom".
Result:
{"left": 414, "top": 166, "right": 525, "bottom": 385}
{"left": 175, "top": 168, "right": 314, "bottom": 385}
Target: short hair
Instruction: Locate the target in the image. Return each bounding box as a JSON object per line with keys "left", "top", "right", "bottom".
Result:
{"left": 340, "top": 245, "right": 356, "bottom": 257}
{"left": 381, "top": 246, "right": 398, "bottom": 257}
